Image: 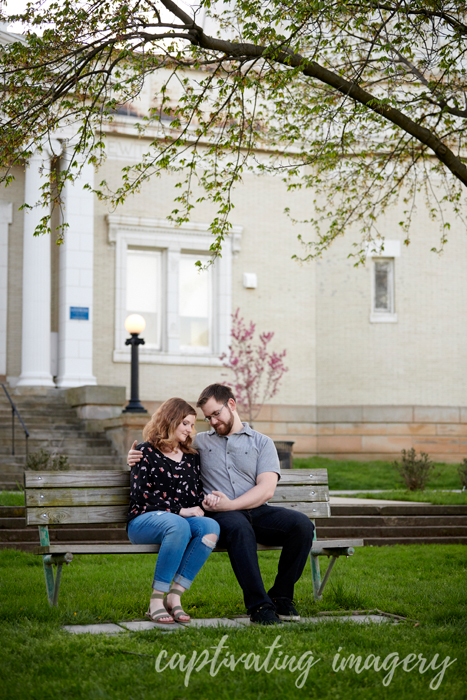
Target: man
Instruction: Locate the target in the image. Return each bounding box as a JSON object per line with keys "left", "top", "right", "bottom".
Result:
{"left": 128, "top": 384, "right": 314, "bottom": 625}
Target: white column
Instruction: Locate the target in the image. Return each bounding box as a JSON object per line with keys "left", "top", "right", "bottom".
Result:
{"left": 0, "top": 202, "right": 13, "bottom": 377}
{"left": 55, "top": 151, "right": 96, "bottom": 387}
{"left": 17, "top": 152, "right": 55, "bottom": 387}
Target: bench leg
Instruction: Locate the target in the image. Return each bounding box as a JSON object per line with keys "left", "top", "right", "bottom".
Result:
{"left": 310, "top": 518, "right": 322, "bottom": 601}
{"left": 310, "top": 554, "right": 322, "bottom": 600}
{"left": 42, "top": 555, "right": 56, "bottom": 606}
{"left": 42, "top": 554, "right": 73, "bottom": 607}
{"left": 317, "top": 555, "right": 338, "bottom": 598}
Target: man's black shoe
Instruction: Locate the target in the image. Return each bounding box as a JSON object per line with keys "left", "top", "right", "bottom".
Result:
{"left": 250, "top": 605, "right": 283, "bottom": 626}
{"left": 271, "top": 597, "right": 300, "bottom": 621}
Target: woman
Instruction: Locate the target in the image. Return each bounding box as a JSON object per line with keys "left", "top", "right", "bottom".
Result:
{"left": 127, "top": 397, "right": 220, "bottom": 624}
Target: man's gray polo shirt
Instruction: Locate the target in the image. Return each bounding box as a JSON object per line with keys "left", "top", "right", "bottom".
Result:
{"left": 193, "top": 423, "right": 281, "bottom": 499}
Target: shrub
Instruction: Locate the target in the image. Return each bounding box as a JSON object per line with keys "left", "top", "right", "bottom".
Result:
{"left": 393, "top": 448, "right": 434, "bottom": 491}
{"left": 26, "top": 448, "right": 69, "bottom": 471}
{"left": 458, "top": 458, "right": 467, "bottom": 491}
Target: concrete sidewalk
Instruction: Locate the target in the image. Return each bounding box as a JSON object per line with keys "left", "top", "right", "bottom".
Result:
{"left": 62, "top": 613, "right": 396, "bottom": 635}
{"left": 329, "top": 495, "right": 430, "bottom": 505}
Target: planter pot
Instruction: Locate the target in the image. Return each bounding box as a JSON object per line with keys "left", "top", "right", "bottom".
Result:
{"left": 274, "top": 440, "right": 294, "bottom": 470}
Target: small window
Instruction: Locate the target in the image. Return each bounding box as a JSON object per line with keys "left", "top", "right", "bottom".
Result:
{"left": 179, "top": 254, "right": 211, "bottom": 350}
{"left": 370, "top": 257, "right": 397, "bottom": 323}
{"left": 126, "top": 248, "right": 162, "bottom": 349}
{"left": 373, "top": 258, "right": 394, "bottom": 313}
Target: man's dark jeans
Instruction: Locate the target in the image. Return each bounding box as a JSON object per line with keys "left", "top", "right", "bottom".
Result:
{"left": 206, "top": 504, "right": 315, "bottom": 613}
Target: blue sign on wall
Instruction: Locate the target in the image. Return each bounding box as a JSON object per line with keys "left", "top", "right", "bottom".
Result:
{"left": 70, "top": 307, "right": 89, "bottom": 321}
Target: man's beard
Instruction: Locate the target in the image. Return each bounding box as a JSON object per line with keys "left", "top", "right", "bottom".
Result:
{"left": 213, "top": 408, "right": 235, "bottom": 435}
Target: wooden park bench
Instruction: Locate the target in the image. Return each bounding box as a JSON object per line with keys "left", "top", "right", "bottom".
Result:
{"left": 24, "top": 468, "right": 364, "bottom": 607}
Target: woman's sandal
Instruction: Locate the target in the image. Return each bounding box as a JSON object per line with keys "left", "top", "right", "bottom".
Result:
{"left": 145, "top": 591, "right": 175, "bottom": 624}
{"left": 164, "top": 588, "right": 191, "bottom": 623}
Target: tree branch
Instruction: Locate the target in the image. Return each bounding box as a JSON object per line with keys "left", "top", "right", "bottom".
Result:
{"left": 159, "top": 0, "right": 467, "bottom": 187}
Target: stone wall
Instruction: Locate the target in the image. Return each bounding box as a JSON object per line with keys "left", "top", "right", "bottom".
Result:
{"left": 73, "top": 389, "right": 467, "bottom": 464}
{"left": 253, "top": 404, "right": 467, "bottom": 463}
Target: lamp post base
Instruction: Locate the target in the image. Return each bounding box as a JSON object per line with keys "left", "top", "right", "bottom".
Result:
{"left": 122, "top": 400, "right": 148, "bottom": 414}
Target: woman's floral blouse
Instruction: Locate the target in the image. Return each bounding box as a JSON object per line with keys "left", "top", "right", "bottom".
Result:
{"left": 127, "top": 442, "right": 204, "bottom": 525}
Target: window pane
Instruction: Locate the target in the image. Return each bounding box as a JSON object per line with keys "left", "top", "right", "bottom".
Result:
{"left": 126, "top": 249, "right": 161, "bottom": 348}
{"left": 374, "top": 259, "right": 392, "bottom": 312}
{"left": 179, "top": 255, "right": 211, "bottom": 348}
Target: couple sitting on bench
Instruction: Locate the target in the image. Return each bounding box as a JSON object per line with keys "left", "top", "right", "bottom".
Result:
{"left": 126, "top": 383, "right": 314, "bottom": 626}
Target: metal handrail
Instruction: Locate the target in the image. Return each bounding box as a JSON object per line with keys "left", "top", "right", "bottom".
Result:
{"left": 1, "top": 384, "right": 30, "bottom": 458}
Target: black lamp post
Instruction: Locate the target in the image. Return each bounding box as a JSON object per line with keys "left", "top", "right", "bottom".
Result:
{"left": 123, "top": 314, "right": 148, "bottom": 413}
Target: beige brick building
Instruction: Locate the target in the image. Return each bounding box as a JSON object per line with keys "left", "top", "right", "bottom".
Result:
{"left": 1, "top": 59, "right": 467, "bottom": 463}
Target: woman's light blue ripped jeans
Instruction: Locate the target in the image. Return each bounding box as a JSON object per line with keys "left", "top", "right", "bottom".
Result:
{"left": 127, "top": 511, "right": 220, "bottom": 591}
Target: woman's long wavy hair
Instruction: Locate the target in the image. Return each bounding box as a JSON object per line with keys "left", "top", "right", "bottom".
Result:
{"left": 142, "top": 398, "right": 197, "bottom": 454}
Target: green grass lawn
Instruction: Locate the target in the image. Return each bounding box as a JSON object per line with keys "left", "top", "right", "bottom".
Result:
{"left": 0, "top": 490, "right": 24, "bottom": 506}
{"left": 0, "top": 545, "right": 465, "bottom": 699}
{"left": 293, "top": 455, "right": 464, "bottom": 491}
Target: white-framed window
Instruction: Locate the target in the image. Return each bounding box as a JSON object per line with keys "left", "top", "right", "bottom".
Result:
{"left": 373, "top": 258, "right": 394, "bottom": 312}
{"left": 179, "top": 253, "right": 212, "bottom": 351}
{"left": 366, "top": 240, "right": 400, "bottom": 323}
{"left": 108, "top": 215, "right": 242, "bottom": 365}
{"left": 126, "top": 248, "right": 162, "bottom": 349}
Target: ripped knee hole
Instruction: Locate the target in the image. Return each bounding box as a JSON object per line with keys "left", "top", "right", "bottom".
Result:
{"left": 202, "top": 534, "right": 218, "bottom": 548}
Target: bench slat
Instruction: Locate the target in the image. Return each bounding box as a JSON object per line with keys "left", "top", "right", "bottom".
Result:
{"left": 24, "top": 468, "right": 329, "bottom": 490}
{"left": 278, "top": 469, "right": 328, "bottom": 485}
{"left": 26, "top": 505, "right": 129, "bottom": 525}
{"left": 26, "top": 487, "right": 130, "bottom": 508}
{"left": 24, "top": 471, "right": 129, "bottom": 488}
{"left": 33, "top": 538, "right": 363, "bottom": 556}
{"left": 26, "top": 500, "right": 331, "bottom": 525}
{"left": 272, "top": 485, "right": 328, "bottom": 502}
{"left": 276, "top": 501, "right": 331, "bottom": 517}
{"left": 26, "top": 484, "right": 329, "bottom": 507}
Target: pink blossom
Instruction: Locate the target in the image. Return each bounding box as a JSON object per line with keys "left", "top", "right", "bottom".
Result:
{"left": 220, "top": 308, "right": 288, "bottom": 425}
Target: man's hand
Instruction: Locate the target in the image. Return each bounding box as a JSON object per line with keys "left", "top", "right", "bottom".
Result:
{"left": 179, "top": 506, "right": 204, "bottom": 518}
{"left": 203, "top": 473, "right": 279, "bottom": 512}
{"left": 127, "top": 440, "right": 143, "bottom": 467}
{"left": 203, "top": 491, "right": 232, "bottom": 512}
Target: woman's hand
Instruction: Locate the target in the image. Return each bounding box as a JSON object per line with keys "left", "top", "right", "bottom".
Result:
{"left": 179, "top": 507, "right": 205, "bottom": 518}
{"left": 203, "top": 491, "right": 232, "bottom": 511}
{"left": 203, "top": 493, "right": 221, "bottom": 509}
{"left": 127, "top": 440, "right": 143, "bottom": 467}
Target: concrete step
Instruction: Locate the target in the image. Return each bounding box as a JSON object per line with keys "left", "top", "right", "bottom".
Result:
{"left": 0, "top": 404, "right": 75, "bottom": 412}
{"left": 0, "top": 517, "right": 25, "bottom": 529}
{"left": 359, "top": 537, "right": 467, "bottom": 545}
{"left": 0, "top": 429, "right": 108, "bottom": 439}
{"left": 0, "top": 507, "right": 25, "bottom": 518}
{"left": 0, "top": 461, "right": 126, "bottom": 489}
{"left": 0, "top": 528, "right": 129, "bottom": 543}
{"left": 330, "top": 504, "right": 467, "bottom": 516}
{"left": 0, "top": 424, "right": 100, "bottom": 433}
{"left": 0, "top": 412, "right": 80, "bottom": 423}
{"left": 0, "top": 438, "right": 119, "bottom": 457}
{"left": 317, "top": 525, "right": 467, "bottom": 538}
{"left": 0, "top": 542, "right": 40, "bottom": 551}
{"left": 316, "top": 515, "right": 467, "bottom": 527}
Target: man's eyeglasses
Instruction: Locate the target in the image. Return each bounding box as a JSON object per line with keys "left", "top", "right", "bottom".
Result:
{"left": 204, "top": 400, "right": 229, "bottom": 423}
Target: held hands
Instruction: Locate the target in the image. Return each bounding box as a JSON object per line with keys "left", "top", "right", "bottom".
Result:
{"left": 202, "top": 491, "right": 231, "bottom": 512}
{"left": 127, "top": 440, "right": 143, "bottom": 467}
{"left": 179, "top": 506, "right": 205, "bottom": 518}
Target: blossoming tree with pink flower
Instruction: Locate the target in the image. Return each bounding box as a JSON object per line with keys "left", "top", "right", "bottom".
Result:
{"left": 220, "top": 309, "right": 288, "bottom": 426}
